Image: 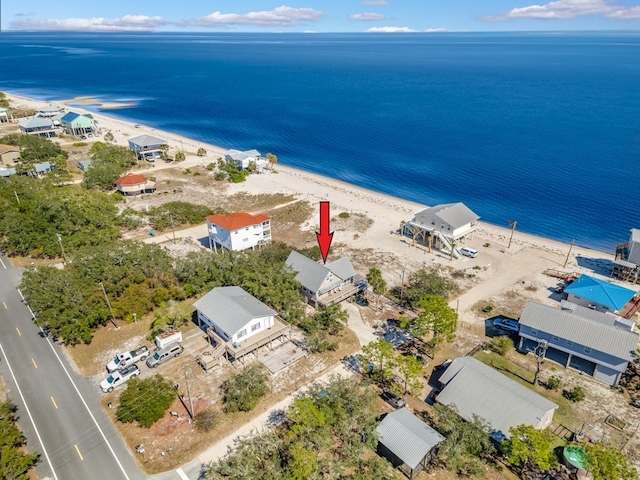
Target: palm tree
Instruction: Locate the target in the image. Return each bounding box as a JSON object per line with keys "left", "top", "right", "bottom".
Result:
{"left": 409, "top": 225, "right": 421, "bottom": 247}
{"left": 266, "top": 152, "right": 278, "bottom": 171}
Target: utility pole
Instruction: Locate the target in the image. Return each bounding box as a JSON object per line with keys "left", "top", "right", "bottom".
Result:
{"left": 184, "top": 367, "right": 194, "bottom": 421}
{"left": 14, "top": 190, "right": 20, "bottom": 206}
{"left": 99, "top": 282, "right": 119, "bottom": 329}
{"left": 507, "top": 220, "right": 518, "bottom": 249}
{"left": 56, "top": 233, "right": 68, "bottom": 265}
{"left": 400, "top": 269, "right": 405, "bottom": 304}
{"left": 563, "top": 239, "right": 575, "bottom": 269}
{"left": 169, "top": 212, "right": 176, "bottom": 244}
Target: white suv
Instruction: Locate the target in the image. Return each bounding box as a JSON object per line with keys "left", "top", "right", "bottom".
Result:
{"left": 460, "top": 247, "right": 478, "bottom": 258}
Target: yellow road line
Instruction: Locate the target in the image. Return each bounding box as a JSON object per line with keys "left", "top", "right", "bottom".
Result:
{"left": 75, "top": 444, "right": 83, "bottom": 460}
{"left": 31, "top": 358, "right": 38, "bottom": 369}
{"left": 16, "top": 327, "right": 21, "bottom": 336}
{"left": 51, "top": 396, "right": 58, "bottom": 409}
{"left": 2, "top": 301, "right": 7, "bottom": 309}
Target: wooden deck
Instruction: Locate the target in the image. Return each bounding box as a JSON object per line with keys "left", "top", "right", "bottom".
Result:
{"left": 206, "top": 316, "right": 291, "bottom": 367}
{"left": 317, "top": 280, "right": 366, "bottom": 307}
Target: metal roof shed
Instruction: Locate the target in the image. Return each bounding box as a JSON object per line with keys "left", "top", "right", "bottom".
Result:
{"left": 376, "top": 408, "right": 444, "bottom": 479}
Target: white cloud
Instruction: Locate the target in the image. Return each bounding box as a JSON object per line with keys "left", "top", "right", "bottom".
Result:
{"left": 11, "top": 14, "right": 166, "bottom": 31}
{"left": 350, "top": 13, "right": 385, "bottom": 21}
{"left": 182, "top": 5, "right": 324, "bottom": 27}
{"left": 365, "top": 26, "right": 417, "bottom": 32}
{"left": 361, "top": 0, "right": 390, "bottom": 5}
{"left": 425, "top": 28, "right": 448, "bottom": 32}
{"left": 487, "top": 0, "right": 640, "bottom": 21}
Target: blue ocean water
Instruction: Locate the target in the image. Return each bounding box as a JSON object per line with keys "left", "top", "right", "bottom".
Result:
{"left": 1, "top": 32, "right": 639, "bottom": 252}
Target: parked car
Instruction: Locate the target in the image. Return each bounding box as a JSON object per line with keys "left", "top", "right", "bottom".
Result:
{"left": 381, "top": 391, "right": 406, "bottom": 409}
{"left": 106, "top": 346, "right": 149, "bottom": 372}
{"left": 146, "top": 343, "right": 184, "bottom": 368}
{"left": 100, "top": 364, "right": 140, "bottom": 393}
{"left": 459, "top": 247, "right": 478, "bottom": 258}
{"left": 493, "top": 317, "right": 520, "bottom": 333}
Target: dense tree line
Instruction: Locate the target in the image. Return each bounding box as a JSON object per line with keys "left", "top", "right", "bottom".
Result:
{"left": 21, "top": 241, "right": 182, "bottom": 344}
{"left": 206, "top": 376, "right": 396, "bottom": 480}
{"left": 82, "top": 142, "right": 137, "bottom": 190}
{"left": 0, "top": 176, "right": 121, "bottom": 257}
{"left": 0, "top": 134, "right": 68, "bottom": 170}
{"left": 175, "top": 242, "right": 309, "bottom": 324}
{"left": 391, "top": 268, "right": 457, "bottom": 309}
{"left": 0, "top": 400, "right": 39, "bottom": 479}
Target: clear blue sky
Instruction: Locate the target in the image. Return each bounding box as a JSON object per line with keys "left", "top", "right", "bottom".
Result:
{"left": 3, "top": 0, "right": 640, "bottom": 32}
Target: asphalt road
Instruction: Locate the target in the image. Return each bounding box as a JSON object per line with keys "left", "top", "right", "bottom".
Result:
{"left": 0, "top": 254, "right": 148, "bottom": 480}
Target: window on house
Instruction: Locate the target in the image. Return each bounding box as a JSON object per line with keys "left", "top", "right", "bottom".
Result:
{"left": 431, "top": 221, "right": 435, "bottom": 225}
{"left": 530, "top": 329, "right": 538, "bottom": 335}
{"left": 245, "top": 227, "right": 249, "bottom": 231}
{"left": 566, "top": 340, "right": 573, "bottom": 346}
{"left": 552, "top": 336, "right": 559, "bottom": 342}
{"left": 584, "top": 347, "right": 592, "bottom": 354}
{"left": 441, "top": 224, "right": 445, "bottom": 229}
{"left": 251, "top": 322, "right": 261, "bottom": 332}
{"left": 237, "top": 329, "right": 247, "bottom": 339}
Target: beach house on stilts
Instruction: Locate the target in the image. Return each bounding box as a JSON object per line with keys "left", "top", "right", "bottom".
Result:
{"left": 403, "top": 202, "right": 479, "bottom": 258}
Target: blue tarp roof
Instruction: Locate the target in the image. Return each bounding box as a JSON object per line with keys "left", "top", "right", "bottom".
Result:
{"left": 565, "top": 274, "right": 636, "bottom": 311}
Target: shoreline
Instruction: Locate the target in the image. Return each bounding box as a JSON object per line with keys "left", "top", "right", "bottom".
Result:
{"left": 3, "top": 91, "right": 613, "bottom": 259}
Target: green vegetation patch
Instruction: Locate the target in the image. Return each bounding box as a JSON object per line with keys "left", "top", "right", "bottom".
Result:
{"left": 0, "top": 400, "right": 39, "bottom": 479}
{"left": 117, "top": 375, "right": 177, "bottom": 428}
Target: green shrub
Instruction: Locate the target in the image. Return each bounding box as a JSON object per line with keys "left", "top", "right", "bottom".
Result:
{"left": 193, "top": 172, "right": 201, "bottom": 176}
{"left": 563, "top": 386, "right": 585, "bottom": 402}
{"left": 338, "top": 212, "right": 350, "bottom": 219}
{"left": 483, "top": 243, "right": 491, "bottom": 247}
{"left": 197, "top": 147, "right": 207, "bottom": 157}
{"left": 490, "top": 336, "right": 514, "bottom": 356}
{"left": 73, "top": 141, "right": 88, "bottom": 147}
{"left": 482, "top": 304, "right": 493, "bottom": 313}
{"left": 222, "top": 365, "right": 270, "bottom": 413}
{"left": 214, "top": 171, "right": 226, "bottom": 181}
{"left": 145, "top": 201, "right": 214, "bottom": 230}
{"left": 546, "top": 375, "right": 562, "bottom": 391}
{"left": 206, "top": 162, "right": 216, "bottom": 171}
{"left": 175, "top": 151, "right": 186, "bottom": 162}
{"left": 116, "top": 375, "right": 177, "bottom": 427}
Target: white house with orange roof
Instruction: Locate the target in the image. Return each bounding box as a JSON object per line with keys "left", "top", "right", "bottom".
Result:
{"left": 115, "top": 173, "right": 156, "bottom": 196}
{"left": 205, "top": 212, "right": 271, "bottom": 252}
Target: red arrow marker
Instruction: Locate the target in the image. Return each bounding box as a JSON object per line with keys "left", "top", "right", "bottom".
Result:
{"left": 316, "top": 201, "right": 333, "bottom": 264}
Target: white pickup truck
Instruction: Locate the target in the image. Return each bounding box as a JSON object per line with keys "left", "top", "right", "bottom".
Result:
{"left": 106, "top": 346, "right": 149, "bottom": 373}
{"left": 100, "top": 364, "right": 140, "bottom": 393}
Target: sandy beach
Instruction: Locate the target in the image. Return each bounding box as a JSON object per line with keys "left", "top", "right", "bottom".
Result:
{"left": 2, "top": 91, "right": 632, "bottom": 328}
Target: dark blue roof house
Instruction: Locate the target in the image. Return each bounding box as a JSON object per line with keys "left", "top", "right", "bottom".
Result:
{"left": 564, "top": 274, "right": 636, "bottom": 314}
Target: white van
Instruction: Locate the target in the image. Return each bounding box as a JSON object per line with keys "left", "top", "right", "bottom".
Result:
{"left": 460, "top": 247, "right": 478, "bottom": 258}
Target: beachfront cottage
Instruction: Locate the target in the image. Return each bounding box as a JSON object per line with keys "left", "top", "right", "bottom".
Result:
{"left": 0, "top": 167, "right": 17, "bottom": 178}
{"left": 31, "top": 162, "right": 54, "bottom": 177}
{"left": 194, "top": 286, "right": 277, "bottom": 345}
{"left": 225, "top": 149, "right": 267, "bottom": 170}
{"left": 286, "top": 251, "right": 365, "bottom": 307}
{"left": 518, "top": 301, "right": 638, "bottom": 386}
{"left": 403, "top": 202, "right": 479, "bottom": 259}
{"left": 19, "top": 117, "right": 57, "bottom": 138}
{"left": 60, "top": 112, "right": 98, "bottom": 137}
{"left": 563, "top": 274, "right": 636, "bottom": 314}
{"left": 128, "top": 134, "right": 167, "bottom": 161}
{"left": 436, "top": 357, "right": 557, "bottom": 440}
{"left": 0, "top": 144, "right": 20, "bottom": 166}
{"left": 206, "top": 212, "right": 271, "bottom": 252}
{"left": 0, "top": 107, "right": 9, "bottom": 123}
{"left": 35, "top": 105, "right": 64, "bottom": 118}
{"left": 375, "top": 408, "right": 444, "bottom": 479}
{"left": 115, "top": 173, "right": 156, "bottom": 196}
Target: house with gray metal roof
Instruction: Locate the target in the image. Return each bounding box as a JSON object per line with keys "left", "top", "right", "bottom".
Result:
{"left": 286, "top": 251, "right": 364, "bottom": 307}
{"left": 518, "top": 301, "right": 638, "bottom": 386}
{"left": 403, "top": 202, "right": 479, "bottom": 259}
{"left": 225, "top": 148, "right": 267, "bottom": 170}
{"left": 436, "top": 356, "right": 557, "bottom": 439}
{"left": 19, "top": 117, "right": 57, "bottom": 138}
{"left": 376, "top": 408, "right": 444, "bottom": 479}
{"left": 128, "top": 134, "right": 167, "bottom": 161}
{"left": 193, "top": 286, "right": 278, "bottom": 344}
{"left": 0, "top": 167, "right": 17, "bottom": 178}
